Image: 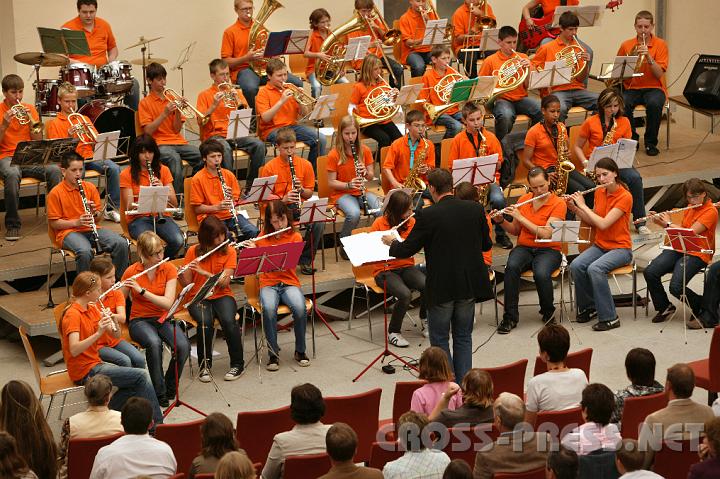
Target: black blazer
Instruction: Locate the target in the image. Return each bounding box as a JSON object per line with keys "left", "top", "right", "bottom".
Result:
{"left": 389, "top": 195, "right": 493, "bottom": 307}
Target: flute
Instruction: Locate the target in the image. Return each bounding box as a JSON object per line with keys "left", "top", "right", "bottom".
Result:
{"left": 563, "top": 182, "right": 614, "bottom": 199}
{"left": 392, "top": 213, "right": 415, "bottom": 231}
{"left": 99, "top": 257, "right": 170, "bottom": 300}
{"left": 490, "top": 192, "right": 551, "bottom": 218}
{"left": 632, "top": 201, "right": 719, "bottom": 225}
{"left": 91, "top": 300, "right": 118, "bottom": 333}
{"left": 233, "top": 227, "right": 292, "bottom": 248}
{"left": 125, "top": 207, "right": 183, "bottom": 216}
{"left": 177, "top": 239, "right": 231, "bottom": 275}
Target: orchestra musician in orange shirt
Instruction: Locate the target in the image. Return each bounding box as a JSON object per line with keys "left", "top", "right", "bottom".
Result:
{"left": 304, "top": 8, "right": 350, "bottom": 98}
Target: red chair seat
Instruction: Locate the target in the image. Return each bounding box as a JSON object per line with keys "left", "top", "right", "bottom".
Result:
{"left": 68, "top": 432, "right": 124, "bottom": 479}
{"left": 620, "top": 392, "right": 668, "bottom": 441}
{"left": 688, "top": 359, "right": 710, "bottom": 389}
{"left": 155, "top": 419, "right": 204, "bottom": 476}
{"left": 533, "top": 348, "right": 592, "bottom": 380}
{"left": 323, "top": 388, "right": 381, "bottom": 463}
{"left": 237, "top": 406, "right": 294, "bottom": 467}
{"left": 369, "top": 441, "right": 404, "bottom": 470}
{"left": 535, "top": 407, "right": 584, "bottom": 439}
{"left": 284, "top": 453, "right": 331, "bottom": 479}
{"left": 652, "top": 440, "right": 701, "bottom": 478}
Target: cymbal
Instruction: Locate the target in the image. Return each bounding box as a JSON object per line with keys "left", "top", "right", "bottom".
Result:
{"left": 13, "top": 52, "right": 69, "bottom": 67}
{"left": 125, "top": 36, "right": 163, "bottom": 50}
{"left": 130, "top": 57, "right": 168, "bottom": 66}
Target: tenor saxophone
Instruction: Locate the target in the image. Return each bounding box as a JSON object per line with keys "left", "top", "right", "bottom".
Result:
{"left": 550, "top": 123, "right": 575, "bottom": 196}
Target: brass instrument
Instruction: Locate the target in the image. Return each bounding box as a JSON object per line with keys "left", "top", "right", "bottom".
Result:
{"left": 11, "top": 100, "right": 43, "bottom": 135}
{"left": 476, "top": 133, "right": 490, "bottom": 205}
{"left": 403, "top": 136, "right": 428, "bottom": 193}
{"left": 283, "top": 83, "right": 316, "bottom": 109}
{"left": 487, "top": 51, "right": 530, "bottom": 103}
{"left": 424, "top": 70, "right": 466, "bottom": 122}
{"left": 248, "top": 0, "right": 284, "bottom": 77}
{"left": 353, "top": 76, "right": 401, "bottom": 128}
{"left": 554, "top": 35, "right": 588, "bottom": 79}
{"left": 77, "top": 179, "right": 103, "bottom": 256}
{"left": 550, "top": 123, "right": 575, "bottom": 196}
{"left": 419, "top": 1, "right": 453, "bottom": 42}
{"left": 461, "top": 0, "right": 497, "bottom": 53}
{"left": 633, "top": 33, "right": 648, "bottom": 70}
{"left": 163, "top": 88, "right": 208, "bottom": 124}
{"left": 68, "top": 108, "right": 98, "bottom": 145}
{"left": 218, "top": 82, "right": 242, "bottom": 109}
{"left": 474, "top": 0, "right": 497, "bottom": 29}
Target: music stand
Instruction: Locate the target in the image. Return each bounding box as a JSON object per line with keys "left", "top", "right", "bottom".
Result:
{"left": 344, "top": 35, "right": 371, "bottom": 63}
{"left": 421, "top": 19, "right": 449, "bottom": 47}
{"left": 588, "top": 139, "right": 637, "bottom": 172}
{"left": 227, "top": 109, "right": 252, "bottom": 140}
{"left": 240, "top": 175, "right": 279, "bottom": 205}
{"left": 529, "top": 61, "right": 573, "bottom": 91}
{"left": 461, "top": 28, "right": 500, "bottom": 54}
{"left": 307, "top": 94, "right": 337, "bottom": 142}
{"left": 552, "top": 6, "right": 604, "bottom": 28}
{"left": 451, "top": 155, "right": 498, "bottom": 187}
{"left": 13, "top": 138, "right": 77, "bottom": 167}
{"left": 38, "top": 27, "right": 91, "bottom": 57}
{"left": 598, "top": 56, "right": 643, "bottom": 86}
{"left": 127, "top": 186, "right": 171, "bottom": 233}
{"left": 264, "top": 30, "right": 311, "bottom": 57}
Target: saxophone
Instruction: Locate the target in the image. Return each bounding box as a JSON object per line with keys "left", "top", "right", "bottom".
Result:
{"left": 587, "top": 119, "right": 618, "bottom": 183}
{"left": 550, "top": 123, "right": 575, "bottom": 196}
{"left": 476, "top": 133, "right": 490, "bottom": 206}
{"left": 403, "top": 136, "right": 428, "bottom": 194}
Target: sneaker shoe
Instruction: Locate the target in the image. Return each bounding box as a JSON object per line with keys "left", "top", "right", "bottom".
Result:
{"left": 388, "top": 332, "right": 409, "bottom": 347}
{"left": 300, "top": 264, "right": 316, "bottom": 275}
{"left": 686, "top": 318, "right": 704, "bottom": 330}
{"left": 421, "top": 318, "right": 429, "bottom": 338}
{"left": 198, "top": 368, "right": 212, "bottom": 383}
{"left": 497, "top": 318, "right": 515, "bottom": 334}
{"left": 294, "top": 351, "right": 310, "bottom": 367}
{"left": 636, "top": 225, "right": 652, "bottom": 235}
{"left": 4, "top": 228, "right": 20, "bottom": 241}
{"left": 172, "top": 210, "right": 184, "bottom": 221}
{"left": 266, "top": 355, "right": 279, "bottom": 371}
{"left": 576, "top": 308, "right": 597, "bottom": 324}
{"left": 651, "top": 304, "right": 676, "bottom": 323}
{"left": 224, "top": 366, "right": 244, "bottom": 381}
{"left": 592, "top": 318, "right": 621, "bottom": 331}
{"left": 496, "top": 234, "right": 513, "bottom": 250}
{"left": 645, "top": 145, "right": 660, "bottom": 156}
{"left": 103, "top": 209, "right": 121, "bottom": 223}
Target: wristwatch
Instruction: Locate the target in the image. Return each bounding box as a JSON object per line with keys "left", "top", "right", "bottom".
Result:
{"left": 139, "top": 288, "right": 146, "bottom": 296}
{"left": 665, "top": 221, "right": 672, "bottom": 228}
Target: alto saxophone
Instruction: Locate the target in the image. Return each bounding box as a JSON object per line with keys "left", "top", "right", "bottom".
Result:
{"left": 476, "top": 133, "right": 490, "bottom": 206}
{"left": 550, "top": 123, "right": 575, "bottom": 196}
{"left": 403, "top": 136, "right": 428, "bottom": 194}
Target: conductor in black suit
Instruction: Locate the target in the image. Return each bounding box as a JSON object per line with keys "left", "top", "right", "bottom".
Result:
{"left": 383, "top": 168, "right": 493, "bottom": 382}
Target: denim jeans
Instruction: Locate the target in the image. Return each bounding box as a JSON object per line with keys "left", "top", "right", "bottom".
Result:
{"left": 701, "top": 262, "right": 720, "bottom": 325}
{"left": 435, "top": 112, "right": 464, "bottom": 139}
{"left": 492, "top": 97, "right": 543, "bottom": 141}
{"left": 644, "top": 250, "right": 707, "bottom": 315}
{"left": 128, "top": 216, "right": 185, "bottom": 259}
{"left": 619, "top": 168, "right": 646, "bottom": 224}
{"left": 428, "top": 298, "right": 475, "bottom": 383}
{"left": 552, "top": 89, "right": 599, "bottom": 123}
{"left": 236, "top": 68, "right": 303, "bottom": 113}
{"left": 85, "top": 159, "right": 121, "bottom": 210}
{"left": 62, "top": 229, "right": 129, "bottom": 278}
{"left": 569, "top": 245, "right": 632, "bottom": 322}
{"left": 300, "top": 221, "right": 325, "bottom": 266}
{"left": 128, "top": 317, "right": 190, "bottom": 399}
{"left": 406, "top": 52, "right": 432, "bottom": 77}
{"left": 189, "top": 295, "right": 244, "bottom": 369}
{"left": 375, "top": 266, "right": 426, "bottom": 334}
{"left": 223, "top": 216, "right": 259, "bottom": 243}
{"left": 488, "top": 183, "right": 507, "bottom": 237}
{"left": 307, "top": 72, "right": 349, "bottom": 98}
{"left": 336, "top": 193, "right": 381, "bottom": 238}
{"left": 503, "top": 246, "right": 562, "bottom": 322}
{"left": 266, "top": 125, "right": 326, "bottom": 172}
{"left": 158, "top": 144, "right": 203, "bottom": 195}
{"left": 0, "top": 157, "right": 62, "bottom": 229}
{"left": 361, "top": 122, "right": 403, "bottom": 161}
{"left": 259, "top": 284, "right": 308, "bottom": 356}
{"left": 99, "top": 340, "right": 146, "bottom": 368}
{"left": 85, "top": 362, "right": 163, "bottom": 426}
{"left": 623, "top": 88, "right": 666, "bottom": 148}
{"left": 208, "top": 135, "right": 267, "bottom": 188}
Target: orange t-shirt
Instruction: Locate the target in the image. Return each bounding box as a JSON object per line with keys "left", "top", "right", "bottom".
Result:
{"left": 617, "top": 35, "right": 668, "bottom": 93}
{"left": 448, "top": 128, "right": 503, "bottom": 182}
{"left": 593, "top": 185, "right": 633, "bottom": 250}
{"left": 256, "top": 230, "right": 304, "bottom": 289}
{"left": 347, "top": 18, "right": 385, "bottom": 71}
{"left": 515, "top": 192, "right": 567, "bottom": 250}
{"left": 451, "top": 2, "right": 497, "bottom": 53}
{"left": 47, "top": 180, "right": 102, "bottom": 245}
{"left": 190, "top": 167, "right": 241, "bottom": 223}
{"left": 61, "top": 16, "right": 117, "bottom": 67}
{"left": 326, "top": 145, "right": 374, "bottom": 204}
{"left": 578, "top": 115, "right": 632, "bottom": 156}
{"left": 183, "top": 244, "right": 238, "bottom": 300}
{"left": 119, "top": 164, "right": 174, "bottom": 223}
{"left": 305, "top": 29, "right": 325, "bottom": 77}
{"left": 383, "top": 135, "right": 435, "bottom": 186}
{"left": 138, "top": 91, "right": 187, "bottom": 146}
{"left": 0, "top": 102, "right": 38, "bottom": 159}
{"left": 483, "top": 214, "right": 493, "bottom": 266}
{"left": 255, "top": 84, "right": 300, "bottom": 141}
{"left": 478, "top": 50, "right": 531, "bottom": 102}
{"left": 370, "top": 216, "right": 416, "bottom": 276}
{"left": 260, "top": 156, "right": 315, "bottom": 200}
{"left": 46, "top": 112, "right": 95, "bottom": 159}
{"left": 349, "top": 81, "right": 393, "bottom": 126}
{"left": 197, "top": 84, "right": 249, "bottom": 141}
{"left": 524, "top": 122, "right": 562, "bottom": 170}
{"left": 681, "top": 202, "right": 718, "bottom": 264}
{"left": 96, "top": 289, "right": 124, "bottom": 348}
{"left": 398, "top": 8, "right": 435, "bottom": 64}
{"left": 419, "top": 66, "right": 461, "bottom": 121}
{"left": 61, "top": 302, "right": 101, "bottom": 382}
{"left": 532, "top": 36, "right": 585, "bottom": 92}
{"left": 123, "top": 261, "right": 178, "bottom": 320}
{"left": 221, "top": 19, "right": 252, "bottom": 82}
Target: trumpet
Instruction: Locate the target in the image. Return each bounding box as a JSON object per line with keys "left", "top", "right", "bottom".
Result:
{"left": 633, "top": 202, "right": 720, "bottom": 225}
{"left": 218, "top": 82, "right": 242, "bottom": 109}
{"left": 634, "top": 33, "right": 648, "bottom": 70}
{"left": 283, "top": 83, "right": 316, "bottom": 110}
{"left": 490, "top": 192, "right": 552, "bottom": 218}
{"left": 11, "top": 100, "right": 43, "bottom": 135}
{"left": 68, "top": 108, "right": 98, "bottom": 145}
{"left": 163, "top": 88, "right": 208, "bottom": 124}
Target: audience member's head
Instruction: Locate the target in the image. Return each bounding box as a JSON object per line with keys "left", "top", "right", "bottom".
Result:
{"left": 615, "top": 439, "right": 647, "bottom": 474}
{"left": 0, "top": 432, "right": 32, "bottom": 479}
{"left": 666, "top": 363, "right": 694, "bottom": 399}
{"left": 460, "top": 369, "right": 493, "bottom": 409}
{"left": 397, "top": 411, "right": 430, "bottom": 452}
{"left": 121, "top": 397, "right": 153, "bottom": 434}
{"left": 201, "top": 412, "right": 240, "bottom": 459}
{"left": 84, "top": 374, "right": 113, "bottom": 407}
{"left": 580, "top": 383, "right": 615, "bottom": 426}
{"left": 215, "top": 451, "right": 256, "bottom": 479}
{"left": 546, "top": 446, "right": 579, "bottom": 479}
{"left": 493, "top": 392, "right": 525, "bottom": 432}
{"left": 418, "top": 346, "right": 455, "bottom": 383}
{"left": 705, "top": 417, "right": 720, "bottom": 458}
{"left": 325, "top": 422, "right": 357, "bottom": 463}
{"left": 290, "top": 383, "right": 325, "bottom": 425}
{"left": 442, "top": 458, "right": 473, "bottom": 479}
{"left": 624, "top": 348, "right": 657, "bottom": 387}
{"left": 537, "top": 324, "right": 570, "bottom": 364}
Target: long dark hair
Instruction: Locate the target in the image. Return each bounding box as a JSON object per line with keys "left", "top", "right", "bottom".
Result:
{"left": 384, "top": 191, "right": 412, "bottom": 233}
{"left": 200, "top": 413, "right": 239, "bottom": 459}
{"left": 594, "top": 157, "right": 629, "bottom": 191}
{"left": 0, "top": 432, "right": 31, "bottom": 478}
{"left": 130, "top": 134, "right": 162, "bottom": 186}
{"left": 263, "top": 200, "right": 295, "bottom": 235}
{"left": 198, "top": 216, "right": 229, "bottom": 256}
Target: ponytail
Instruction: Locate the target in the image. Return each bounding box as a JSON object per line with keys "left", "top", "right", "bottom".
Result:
{"left": 61, "top": 272, "right": 101, "bottom": 323}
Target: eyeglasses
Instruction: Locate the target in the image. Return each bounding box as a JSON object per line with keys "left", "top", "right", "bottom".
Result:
{"left": 237, "top": 7, "right": 253, "bottom": 12}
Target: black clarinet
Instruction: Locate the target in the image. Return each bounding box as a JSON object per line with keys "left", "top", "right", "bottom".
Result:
{"left": 77, "top": 179, "right": 103, "bottom": 255}
{"left": 216, "top": 168, "right": 244, "bottom": 240}
{"left": 287, "top": 156, "right": 302, "bottom": 221}
{"left": 350, "top": 143, "right": 370, "bottom": 216}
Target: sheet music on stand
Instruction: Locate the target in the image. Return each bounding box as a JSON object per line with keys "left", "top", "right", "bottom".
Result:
{"left": 131, "top": 186, "right": 170, "bottom": 217}
{"left": 448, "top": 76, "right": 496, "bottom": 104}
{"left": 661, "top": 228, "right": 714, "bottom": 255}
{"left": 264, "top": 30, "right": 311, "bottom": 57}
{"left": 421, "top": 19, "right": 449, "bottom": 46}
{"left": 344, "top": 36, "right": 371, "bottom": 62}
{"left": 241, "top": 175, "right": 279, "bottom": 204}
{"left": 535, "top": 220, "right": 590, "bottom": 243}
{"left": 395, "top": 84, "right": 423, "bottom": 106}
{"left": 552, "top": 6, "right": 604, "bottom": 27}
{"left": 308, "top": 94, "right": 338, "bottom": 122}
{"left": 340, "top": 229, "right": 402, "bottom": 267}
{"left": 451, "top": 154, "right": 498, "bottom": 187}
{"left": 598, "top": 57, "right": 643, "bottom": 82}
{"left": 184, "top": 272, "right": 223, "bottom": 309}
{"left": 38, "top": 27, "right": 91, "bottom": 56}
{"left": 461, "top": 28, "right": 500, "bottom": 53}
{"left": 13, "top": 138, "right": 78, "bottom": 167}
{"left": 298, "top": 198, "right": 332, "bottom": 225}
{"left": 588, "top": 139, "right": 638, "bottom": 170}
{"left": 529, "top": 61, "right": 573, "bottom": 90}
{"left": 93, "top": 130, "right": 121, "bottom": 162}
{"left": 227, "top": 109, "right": 252, "bottom": 140}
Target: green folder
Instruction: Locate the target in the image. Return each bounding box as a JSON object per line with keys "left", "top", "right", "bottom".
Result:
{"left": 448, "top": 78, "right": 479, "bottom": 104}
{"left": 38, "top": 27, "right": 91, "bottom": 56}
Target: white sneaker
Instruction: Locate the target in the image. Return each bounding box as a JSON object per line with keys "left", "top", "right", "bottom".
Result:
{"left": 103, "top": 209, "right": 121, "bottom": 223}
{"left": 636, "top": 225, "right": 651, "bottom": 235}
{"left": 388, "top": 332, "right": 409, "bottom": 348}
{"left": 421, "top": 319, "right": 429, "bottom": 338}
{"left": 198, "top": 368, "right": 212, "bottom": 383}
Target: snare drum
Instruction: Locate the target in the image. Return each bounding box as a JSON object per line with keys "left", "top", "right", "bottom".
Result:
{"left": 34, "top": 79, "right": 61, "bottom": 116}
{"left": 97, "top": 61, "right": 133, "bottom": 94}
{"left": 61, "top": 62, "right": 96, "bottom": 97}
{"left": 79, "top": 99, "right": 136, "bottom": 146}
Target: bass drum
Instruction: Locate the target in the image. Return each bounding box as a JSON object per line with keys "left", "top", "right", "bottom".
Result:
{"left": 78, "top": 100, "right": 136, "bottom": 151}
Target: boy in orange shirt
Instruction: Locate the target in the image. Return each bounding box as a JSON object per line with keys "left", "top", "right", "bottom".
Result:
{"left": 259, "top": 127, "right": 324, "bottom": 275}
{"left": 138, "top": 62, "right": 202, "bottom": 197}
{"left": 478, "top": 26, "right": 541, "bottom": 140}
{"left": 420, "top": 45, "right": 464, "bottom": 141}
{"left": 47, "top": 150, "right": 128, "bottom": 278}
{"left": 304, "top": 8, "right": 350, "bottom": 98}
{"left": 399, "top": 0, "right": 436, "bottom": 77}
{"left": 452, "top": 0, "right": 497, "bottom": 78}
{"left": 617, "top": 10, "right": 668, "bottom": 157}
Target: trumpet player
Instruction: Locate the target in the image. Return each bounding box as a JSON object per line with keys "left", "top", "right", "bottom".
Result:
{"left": 139, "top": 62, "right": 203, "bottom": 197}
{"left": 399, "top": 0, "right": 438, "bottom": 78}
{"left": 452, "top": 0, "right": 497, "bottom": 78}
{"left": 47, "top": 82, "right": 122, "bottom": 223}
{"left": 0, "top": 74, "right": 62, "bottom": 241}
{"left": 197, "top": 59, "right": 266, "bottom": 193}
{"left": 256, "top": 58, "right": 326, "bottom": 171}
{"left": 616, "top": 11, "right": 668, "bottom": 157}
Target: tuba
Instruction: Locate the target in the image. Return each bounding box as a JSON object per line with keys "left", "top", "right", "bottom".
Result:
{"left": 424, "top": 70, "right": 466, "bottom": 122}
{"left": 353, "top": 76, "right": 401, "bottom": 128}
{"left": 248, "top": 0, "right": 284, "bottom": 77}
{"left": 550, "top": 123, "right": 575, "bottom": 195}
{"left": 487, "top": 51, "right": 530, "bottom": 103}
{"left": 403, "top": 136, "right": 428, "bottom": 193}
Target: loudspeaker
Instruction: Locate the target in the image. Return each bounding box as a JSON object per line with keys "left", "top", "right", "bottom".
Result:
{"left": 683, "top": 55, "right": 720, "bottom": 109}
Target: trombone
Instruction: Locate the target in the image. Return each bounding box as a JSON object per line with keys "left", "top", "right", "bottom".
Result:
{"left": 163, "top": 88, "right": 208, "bottom": 124}
{"left": 68, "top": 109, "right": 98, "bottom": 145}
{"left": 360, "top": 7, "right": 402, "bottom": 86}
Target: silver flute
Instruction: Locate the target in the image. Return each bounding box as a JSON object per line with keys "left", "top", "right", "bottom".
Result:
{"left": 177, "top": 239, "right": 232, "bottom": 275}
{"left": 490, "top": 192, "right": 552, "bottom": 218}
{"left": 99, "top": 257, "right": 170, "bottom": 300}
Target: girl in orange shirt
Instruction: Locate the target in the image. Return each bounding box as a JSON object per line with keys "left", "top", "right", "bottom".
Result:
{"left": 304, "top": 8, "right": 349, "bottom": 98}
{"left": 369, "top": 190, "right": 425, "bottom": 348}
{"left": 567, "top": 158, "right": 633, "bottom": 332}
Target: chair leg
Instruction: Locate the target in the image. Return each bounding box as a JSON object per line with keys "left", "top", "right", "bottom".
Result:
{"left": 46, "top": 249, "right": 54, "bottom": 304}
{"left": 493, "top": 275, "right": 499, "bottom": 325}
{"left": 632, "top": 267, "right": 637, "bottom": 319}
{"left": 332, "top": 223, "right": 338, "bottom": 263}
{"left": 348, "top": 283, "right": 357, "bottom": 331}
{"left": 59, "top": 391, "right": 68, "bottom": 420}
{"left": 46, "top": 394, "right": 55, "bottom": 420}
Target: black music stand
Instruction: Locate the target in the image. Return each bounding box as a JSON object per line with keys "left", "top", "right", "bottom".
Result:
{"left": 13, "top": 138, "right": 78, "bottom": 167}
{"left": 239, "top": 176, "right": 279, "bottom": 205}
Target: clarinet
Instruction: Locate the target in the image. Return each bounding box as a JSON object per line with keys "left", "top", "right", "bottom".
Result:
{"left": 77, "top": 179, "right": 103, "bottom": 255}
{"left": 287, "top": 156, "right": 302, "bottom": 221}
{"left": 216, "top": 168, "right": 244, "bottom": 240}
{"left": 350, "top": 143, "right": 370, "bottom": 216}
{"left": 145, "top": 159, "right": 157, "bottom": 184}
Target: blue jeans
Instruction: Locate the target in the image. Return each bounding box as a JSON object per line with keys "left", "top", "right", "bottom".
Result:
{"left": 128, "top": 216, "right": 184, "bottom": 259}
{"left": 488, "top": 183, "right": 507, "bottom": 237}
{"left": 223, "top": 216, "right": 259, "bottom": 243}
{"left": 99, "top": 340, "right": 146, "bottom": 368}
{"left": 492, "top": 97, "right": 543, "bottom": 141}
{"left": 701, "top": 262, "right": 720, "bottom": 326}
{"left": 552, "top": 89, "right": 599, "bottom": 123}
{"left": 0, "top": 157, "right": 62, "bottom": 229}
{"left": 406, "top": 52, "right": 432, "bottom": 78}
{"left": 85, "top": 362, "right": 163, "bottom": 426}
{"left": 644, "top": 250, "right": 707, "bottom": 315}
{"left": 619, "top": 168, "right": 646, "bottom": 224}
{"left": 189, "top": 295, "right": 244, "bottom": 369}
{"left": 266, "top": 125, "right": 326, "bottom": 172}
{"left": 236, "top": 68, "right": 303, "bottom": 113}
{"left": 570, "top": 245, "right": 632, "bottom": 322}
{"left": 128, "top": 317, "right": 190, "bottom": 399}
{"left": 503, "top": 246, "right": 562, "bottom": 322}
{"left": 208, "top": 135, "right": 267, "bottom": 188}
{"left": 623, "top": 88, "right": 666, "bottom": 148}
{"left": 158, "top": 144, "right": 202, "bottom": 196}
{"left": 85, "top": 159, "right": 121, "bottom": 210}
{"left": 259, "top": 284, "right": 308, "bottom": 356}
{"left": 308, "top": 72, "right": 349, "bottom": 98}
{"left": 336, "top": 193, "right": 381, "bottom": 238}
{"left": 62, "top": 229, "right": 129, "bottom": 278}
{"left": 428, "top": 298, "right": 475, "bottom": 383}
{"left": 435, "top": 112, "right": 464, "bottom": 139}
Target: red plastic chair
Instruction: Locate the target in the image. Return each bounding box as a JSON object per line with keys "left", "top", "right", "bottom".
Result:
{"left": 155, "top": 418, "right": 203, "bottom": 476}
{"left": 368, "top": 441, "right": 404, "bottom": 469}
{"left": 169, "top": 475, "right": 185, "bottom": 479}
{"left": 379, "top": 380, "right": 426, "bottom": 440}
{"left": 442, "top": 424, "right": 499, "bottom": 467}
{"left": 495, "top": 468, "right": 546, "bottom": 479}
{"left": 481, "top": 359, "right": 528, "bottom": 399}
{"left": 284, "top": 453, "right": 331, "bottom": 479}
{"left": 535, "top": 407, "right": 584, "bottom": 439}
{"left": 620, "top": 392, "right": 669, "bottom": 440}
{"left": 652, "top": 439, "right": 701, "bottom": 478}
{"left": 323, "top": 388, "right": 382, "bottom": 463}
{"left": 533, "top": 347, "right": 593, "bottom": 380}
{"left": 68, "top": 432, "right": 123, "bottom": 479}
{"left": 688, "top": 325, "right": 720, "bottom": 404}
{"left": 194, "top": 475, "right": 214, "bottom": 478}
{"left": 236, "top": 405, "right": 294, "bottom": 466}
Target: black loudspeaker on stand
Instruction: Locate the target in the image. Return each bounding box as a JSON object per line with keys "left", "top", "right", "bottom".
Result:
{"left": 683, "top": 55, "right": 720, "bottom": 109}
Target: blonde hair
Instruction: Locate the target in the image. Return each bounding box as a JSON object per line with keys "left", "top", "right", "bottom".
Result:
{"left": 418, "top": 346, "right": 455, "bottom": 383}
{"left": 136, "top": 231, "right": 164, "bottom": 263}
{"left": 359, "top": 54, "right": 383, "bottom": 86}
{"left": 215, "top": 451, "right": 256, "bottom": 479}
{"left": 58, "top": 82, "right": 77, "bottom": 100}
{"left": 333, "top": 115, "right": 361, "bottom": 166}
{"left": 61, "top": 271, "right": 101, "bottom": 321}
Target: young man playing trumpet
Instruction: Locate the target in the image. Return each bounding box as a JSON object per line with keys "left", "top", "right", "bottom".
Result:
{"left": 452, "top": 0, "right": 497, "bottom": 78}
{"left": 398, "top": 0, "right": 437, "bottom": 78}
{"left": 420, "top": 45, "right": 464, "bottom": 142}
{"left": 256, "top": 58, "right": 326, "bottom": 172}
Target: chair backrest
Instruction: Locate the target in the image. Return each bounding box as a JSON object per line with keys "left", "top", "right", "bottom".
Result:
{"left": 620, "top": 392, "right": 669, "bottom": 440}
{"left": 481, "top": 358, "right": 528, "bottom": 400}
{"left": 243, "top": 274, "right": 261, "bottom": 310}
{"left": 709, "top": 326, "right": 720, "bottom": 391}
{"left": 443, "top": 424, "right": 499, "bottom": 466}
{"left": 134, "top": 110, "right": 142, "bottom": 136}
{"left": 236, "top": 405, "right": 294, "bottom": 465}
{"left": 494, "top": 467, "right": 546, "bottom": 479}
{"left": 155, "top": 418, "right": 204, "bottom": 476}
{"left": 53, "top": 302, "right": 69, "bottom": 342}
{"left": 391, "top": 381, "right": 427, "bottom": 430}
{"left": 533, "top": 347, "right": 593, "bottom": 381}
{"left": 18, "top": 327, "right": 43, "bottom": 390}
{"left": 568, "top": 123, "right": 582, "bottom": 168}
{"left": 323, "top": 388, "right": 382, "bottom": 463}
{"left": 535, "top": 407, "right": 584, "bottom": 439}
{"left": 283, "top": 453, "right": 331, "bottom": 479}
{"left": 68, "top": 432, "right": 124, "bottom": 479}
{"left": 184, "top": 177, "right": 200, "bottom": 233}
{"left": 316, "top": 155, "right": 331, "bottom": 200}
{"left": 652, "top": 439, "right": 701, "bottom": 478}
{"left": 577, "top": 449, "right": 620, "bottom": 479}
{"left": 288, "top": 54, "right": 309, "bottom": 80}
{"left": 440, "top": 138, "right": 454, "bottom": 170}
{"left": 328, "top": 82, "right": 356, "bottom": 130}
{"left": 380, "top": 146, "right": 392, "bottom": 193}
{"left": 368, "top": 441, "right": 404, "bottom": 470}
